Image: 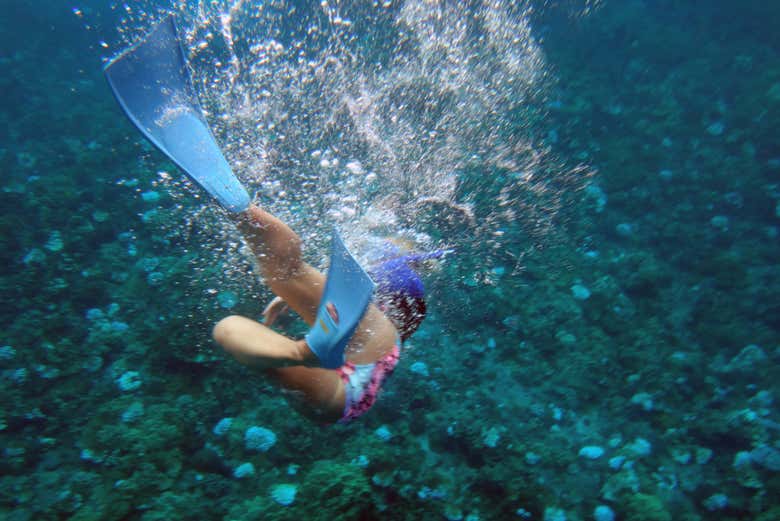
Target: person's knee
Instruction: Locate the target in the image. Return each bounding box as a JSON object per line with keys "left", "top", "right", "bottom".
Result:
{"left": 212, "top": 315, "right": 244, "bottom": 353}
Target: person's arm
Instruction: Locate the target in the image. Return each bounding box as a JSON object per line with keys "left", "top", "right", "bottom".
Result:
{"left": 262, "top": 296, "right": 290, "bottom": 327}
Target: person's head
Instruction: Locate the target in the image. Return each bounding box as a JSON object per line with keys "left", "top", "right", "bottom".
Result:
{"left": 370, "top": 256, "right": 427, "bottom": 342}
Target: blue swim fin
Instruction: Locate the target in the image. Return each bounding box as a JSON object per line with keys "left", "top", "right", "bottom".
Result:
{"left": 104, "top": 15, "right": 251, "bottom": 213}
{"left": 305, "top": 232, "right": 375, "bottom": 369}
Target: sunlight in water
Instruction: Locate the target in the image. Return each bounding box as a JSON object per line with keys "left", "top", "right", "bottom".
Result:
{"left": 108, "top": 0, "right": 595, "bottom": 277}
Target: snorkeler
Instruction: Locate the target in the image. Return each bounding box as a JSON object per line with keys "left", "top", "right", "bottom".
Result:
{"left": 104, "top": 15, "right": 440, "bottom": 423}
{"left": 211, "top": 205, "right": 435, "bottom": 422}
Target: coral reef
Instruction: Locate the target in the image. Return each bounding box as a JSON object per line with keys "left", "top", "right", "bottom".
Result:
{"left": 1, "top": 1, "right": 779, "bottom": 520}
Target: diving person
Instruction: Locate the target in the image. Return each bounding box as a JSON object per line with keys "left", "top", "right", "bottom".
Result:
{"left": 104, "top": 15, "right": 440, "bottom": 423}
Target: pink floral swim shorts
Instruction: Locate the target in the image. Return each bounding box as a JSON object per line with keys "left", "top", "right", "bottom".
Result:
{"left": 336, "top": 343, "right": 400, "bottom": 423}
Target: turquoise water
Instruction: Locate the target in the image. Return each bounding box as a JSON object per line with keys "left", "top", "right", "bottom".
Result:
{"left": 2, "top": 1, "right": 780, "bottom": 519}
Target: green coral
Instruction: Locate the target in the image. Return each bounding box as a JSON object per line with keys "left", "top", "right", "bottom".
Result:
{"left": 299, "top": 460, "right": 374, "bottom": 519}
{"left": 623, "top": 493, "right": 672, "bottom": 521}
{"left": 70, "top": 481, "right": 133, "bottom": 521}
{"left": 140, "top": 492, "right": 206, "bottom": 521}
{"left": 224, "top": 460, "right": 374, "bottom": 521}
{"left": 225, "top": 496, "right": 277, "bottom": 521}
{"left": 768, "top": 82, "right": 780, "bottom": 102}
{"left": 78, "top": 398, "right": 187, "bottom": 506}
{"left": 756, "top": 507, "right": 780, "bottom": 521}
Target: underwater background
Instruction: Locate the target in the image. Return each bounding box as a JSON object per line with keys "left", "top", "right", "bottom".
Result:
{"left": 1, "top": 0, "right": 780, "bottom": 519}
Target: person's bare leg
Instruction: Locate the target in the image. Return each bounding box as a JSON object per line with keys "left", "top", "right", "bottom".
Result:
{"left": 213, "top": 316, "right": 344, "bottom": 419}
{"left": 231, "top": 205, "right": 399, "bottom": 365}
{"left": 231, "top": 205, "right": 324, "bottom": 325}
{"left": 213, "top": 315, "right": 314, "bottom": 368}
{"left": 212, "top": 315, "right": 344, "bottom": 420}
{"left": 267, "top": 366, "right": 346, "bottom": 423}
{"left": 213, "top": 205, "right": 402, "bottom": 422}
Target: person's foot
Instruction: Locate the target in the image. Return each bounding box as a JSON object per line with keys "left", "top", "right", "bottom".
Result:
{"left": 213, "top": 315, "right": 315, "bottom": 369}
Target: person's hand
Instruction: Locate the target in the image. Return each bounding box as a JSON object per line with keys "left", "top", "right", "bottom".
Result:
{"left": 262, "top": 296, "right": 290, "bottom": 327}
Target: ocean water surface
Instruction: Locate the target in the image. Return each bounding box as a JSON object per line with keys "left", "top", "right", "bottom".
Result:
{"left": 1, "top": 0, "right": 779, "bottom": 519}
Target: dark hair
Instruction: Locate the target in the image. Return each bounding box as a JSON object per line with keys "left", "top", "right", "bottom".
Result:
{"left": 377, "top": 291, "right": 427, "bottom": 342}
